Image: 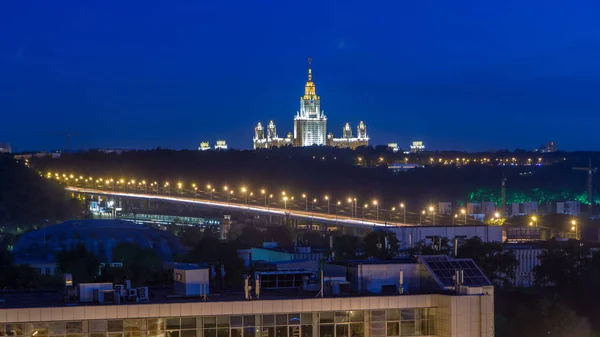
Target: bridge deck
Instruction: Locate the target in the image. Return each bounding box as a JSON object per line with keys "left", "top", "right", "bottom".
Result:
{"left": 66, "top": 187, "right": 411, "bottom": 229}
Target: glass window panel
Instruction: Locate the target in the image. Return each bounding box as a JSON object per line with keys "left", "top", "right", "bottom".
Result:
{"left": 385, "top": 310, "right": 399, "bottom": 322}
{"left": 125, "top": 320, "right": 143, "bottom": 332}
{"left": 125, "top": 332, "right": 144, "bottom": 337}
{"left": 6, "top": 324, "right": 23, "bottom": 336}
{"left": 31, "top": 324, "right": 49, "bottom": 337}
{"left": 148, "top": 320, "right": 165, "bottom": 332}
{"left": 91, "top": 321, "right": 108, "bottom": 333}
{"left": 349, "top": 325, "right": 363, "bottom": 337}
{"left": 319, "top": 326, "right": 333, "bottom": 337}
{"left": 67, "top": 322, "right": 85, "bottom": 334}
{"left": 400, "top": 322, "right": 414, "bottom": 336}
{"left": 288, "top": 326, "right": 299, "bottom": 337}
{"left": 301, "top": 314, "right": 312, "bottom": 325}
{"left": 203, "top": 329, "right": 216, "bottom": 337}
{"left": 300, "top": 325, "right": 312, "bottom": 337}
{"left": 320, "top": 313, "right": 334, "bottom": 324}
{"left": 229, "top": 316, "right": 241, "bottom": 328}
{"left": 181, "top": 318, "right": 196, "bottom": 330}
{"left": 203, "top": 318, "right": 216, "bottom": 330}
{"left": 348, "top": 312, "right": 363, "bottom": 323}
{"left": 334, "top": 312, "right": 348, "bottom": 324}
{"left": 230, "top": 329, "right": 241, "bottom": 337}
{"left": 263, "top": 327, "right": 275, "bottom": 337}
{"left": 181, "top": 331, "right": 196, "bottom": 337}
{"left": 67, "top": 334, "right": 85, "bottom": 337}
{"left": 166, "top": 332, "right": 179, "bottom": 337}
{"left": 276, "top": 315, "right": 287, "bottom": 326}
{"left": 245, "top": 327, "right": 256, "bottom": 337}
{"left": 50, "top": 322, "right": 67, "bottom": 335}
{"left": 385, "top": 323, "right": 399, "bottom": 337}
{"left": 275, "top": 326, "right": 287, "bottom": 337}
{"left": 91, "top": 333, "right": 108, "bottom": 337}
{"left": 0, "top": 324, "right": 4, "bottom": 335}
{"left": 147, "top": 331, "right": 166, "bottom": 337}
{"left": 370, "top": 311, "right": 385, "bottom": 322}
{"left": 108, "top": 322, "right": 124, "bottom": 333}
{"left": 263, "top": 316, "right": 275, "bottom": 327}
{"left": 288, "top": 314, "right": 300, "bottom": 325}
{"left": 243, "top": 316, "right": 256, "bottom": 327}
{"left": 335, "top": 325, "right": 348, "bottom": 337}
{"left": 167, "top": 319, "right": 181, "bottom": 330}
{"left": 108, "top": 333, "right": 123, "bottom": 337}
{"left": 400, "top": 310, "right": 414, "bottom": 321}
{"left": 217, "top": 329, "right": 228, "bottom": 337}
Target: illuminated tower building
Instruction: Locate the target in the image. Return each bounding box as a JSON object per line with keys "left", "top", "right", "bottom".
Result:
{"left": 294, "top": 58, "right": 327, "bottom": 146}
{"left": 357, "top": 121, "right": 368, "bottom": 139}
{"left": 253, "top": 122, "right": 265, "bottom": 149}
{"left": 253, "top": 120, "right": 292, "bottom": 149}
{"left": 342, "top": 123, "right": 352, "bottom": 138}
{"left": 267, "top": 120, "right": 277, "bottom": 139}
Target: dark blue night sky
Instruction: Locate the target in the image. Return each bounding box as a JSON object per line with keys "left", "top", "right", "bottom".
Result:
{"left": 1, "top": 1, "right": 600, "bottom": 152}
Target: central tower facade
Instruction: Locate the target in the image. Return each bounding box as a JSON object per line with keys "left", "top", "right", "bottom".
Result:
{"left": 294, "top": 58, "right": 327, "bottom": 146}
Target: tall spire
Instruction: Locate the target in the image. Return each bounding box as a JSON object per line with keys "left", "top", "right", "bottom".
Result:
{"left": 303, "top": 57, "right": 318, "bottom": 99}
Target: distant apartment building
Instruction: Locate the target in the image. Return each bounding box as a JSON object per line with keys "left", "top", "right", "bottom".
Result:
{"left": 409, "top": 140, "right": 425, "bottom": 153}
{"left": 509, "top": 202, "right": 538, "bottom": 217}
{"left": 438, "top": 202, "right": 451, "bottom": 215}
{"left": 466, "top": 202, "right": 496, "bottom": 215}
{"left": 198, "top": 142, "right": 210, "bottom": 151}
{"left": 505, "top": 243, "right": 544, "bottom": 287}
{"left": 556, "top": 201, "right": 580, "bottom": 216}
{"left": 387, "top": 142, "right": 399, "bottom": 152}
{"left": 214, "top": 140, "right": 228, "bottom": 150}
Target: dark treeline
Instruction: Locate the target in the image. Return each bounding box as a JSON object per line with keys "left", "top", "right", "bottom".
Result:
{"left": 30, "top": 148, "right": 598, "bottom": 209}
{"left": 0, "top": 155, "right": 82, "bottom": 231}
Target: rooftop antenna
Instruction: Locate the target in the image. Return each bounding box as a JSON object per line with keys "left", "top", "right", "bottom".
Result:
{"left": 307, "top": 57, "right": 313, "bottom": 81}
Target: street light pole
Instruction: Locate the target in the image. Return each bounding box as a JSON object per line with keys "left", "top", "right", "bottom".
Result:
{"left": 302, "top": 194, "right": 308, "bottom": 211}
{"left": 373, "top": 200, "right": 379, "bottom": 220}
{"left": 325, "top": 196, "right": 330, "bottom": 214}
{"left": 400, "top": 203, "right": 406, "bottom": 223}
{"left": 460, "top": 209, "right": 466, "bottom": 225}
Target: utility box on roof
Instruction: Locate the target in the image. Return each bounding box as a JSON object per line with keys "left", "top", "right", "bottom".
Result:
{"left": 173, "top": 263, "right": 210, "bottom": 296}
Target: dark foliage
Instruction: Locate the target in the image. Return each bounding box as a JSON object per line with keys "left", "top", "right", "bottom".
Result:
{"left": 29, "top": 148, "right": 600, "bottom": 214}
{"left": 0, "top": 156, "right": 82, "bottom": 228}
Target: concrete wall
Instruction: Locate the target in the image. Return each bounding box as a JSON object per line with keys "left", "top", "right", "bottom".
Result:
{"left": 391, "top": 226, "right": 503, "bottom": 249}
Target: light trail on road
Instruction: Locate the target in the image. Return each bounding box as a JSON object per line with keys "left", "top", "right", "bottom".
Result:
{"left": 66, "top": 186, "right": 411, "bottom": 229}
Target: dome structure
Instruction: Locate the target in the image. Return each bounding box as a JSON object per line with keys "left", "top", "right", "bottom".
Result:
{"left": 13, "top": 219, "right": 185, "bottom": 263}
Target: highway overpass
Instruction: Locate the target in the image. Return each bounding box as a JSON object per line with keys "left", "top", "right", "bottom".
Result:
{"left": 66, "top": 186, "right": 411, "bottom": 229}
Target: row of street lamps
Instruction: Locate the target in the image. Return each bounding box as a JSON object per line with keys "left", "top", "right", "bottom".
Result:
{"left": 47, "top": 171, "right": 490, "bottom": 225}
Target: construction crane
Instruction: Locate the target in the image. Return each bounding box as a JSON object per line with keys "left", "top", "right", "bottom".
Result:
{"left": 39, "top": 131, "right": 79, "bottom": 152}
{"left": 573, "top": 158, "right": 597, "bottom": 219}
{"left": 500, "top": 172, "right": 507, "bottom": 218}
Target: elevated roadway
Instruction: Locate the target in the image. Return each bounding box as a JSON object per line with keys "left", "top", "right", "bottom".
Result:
{"left": 66, "top": 186, "right": 411, "bottom": 229}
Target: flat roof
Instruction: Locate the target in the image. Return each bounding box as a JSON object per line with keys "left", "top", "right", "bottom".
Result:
{"left": 0, "top": 287, "right": 450, "bottom": 310}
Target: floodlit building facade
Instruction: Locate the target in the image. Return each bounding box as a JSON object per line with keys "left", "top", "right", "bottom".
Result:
{"left": 410, "top": 141, "right": 425, "bottom": 153}
{"left": 214, "top": 140, "right": 228, "bottom": 150}
{"left": 0, "top": 255, "right": 495, "bottom": 337}
{"left": 198, "top": 142, "right": 210, "bottom": 151}
{"left": 253, "top": 121, "right": 293, "bottom": 150}
{"left": 326, "top": 122, "right": 369, "bottom": 150}
{"left": 253, "top": 59, "right": 369, "bottom": 150}
{"left": 556, "top": 201, "right": 580, "bottom": 216}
